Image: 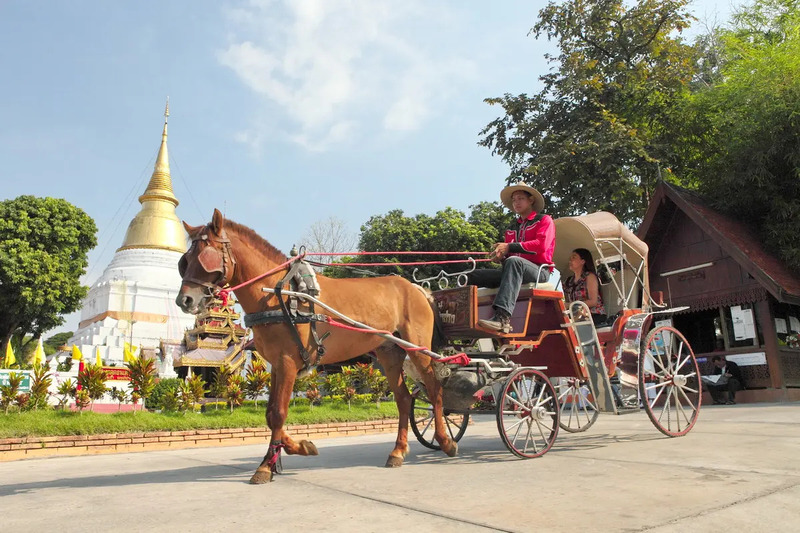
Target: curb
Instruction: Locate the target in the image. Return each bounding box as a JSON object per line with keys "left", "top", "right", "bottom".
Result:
{"left": 0, "top": 418, "right": 400, "bottom": 462}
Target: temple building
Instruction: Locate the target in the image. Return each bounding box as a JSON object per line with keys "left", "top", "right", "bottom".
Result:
{"left": 640, "top": 182, "right": 800, "bottom": 403}
{"left": 164, "top": 295, "right": 257, "bottom": 383}
{"left": 67, "top": 103, "right": 194, "bottom": 373}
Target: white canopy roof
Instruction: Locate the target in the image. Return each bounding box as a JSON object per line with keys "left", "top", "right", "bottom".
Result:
{"left": 553, "top": 211, "right": 649, "bottom": 276}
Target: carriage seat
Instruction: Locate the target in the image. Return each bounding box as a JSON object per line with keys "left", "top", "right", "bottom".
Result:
{"left": 476, "top": 281, "right": 556, "bottom": 298}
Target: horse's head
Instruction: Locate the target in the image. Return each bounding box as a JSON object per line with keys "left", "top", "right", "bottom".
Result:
{"left": 176, "top": 208, "right": 237, "bottom": 314}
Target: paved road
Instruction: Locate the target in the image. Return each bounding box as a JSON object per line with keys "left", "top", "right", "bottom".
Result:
{"left": 1, "top": 403, "right": 799, "bottom": 532}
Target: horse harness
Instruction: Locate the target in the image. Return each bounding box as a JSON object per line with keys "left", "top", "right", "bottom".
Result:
{"left": 243, "top": 260, "right": 330, "bottom": 371}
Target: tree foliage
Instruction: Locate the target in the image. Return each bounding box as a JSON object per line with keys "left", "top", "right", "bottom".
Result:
{"left": 0, "top": 196, "right": 96, "bottom": 354}
{"left": 480, "top": 0, "right": 699, "bottom": 225}
{"left": 689, "top": 0, "right": 800, "bottom": 269}
{"left": 348, "top": 202, "right": 510, "bottom": 280}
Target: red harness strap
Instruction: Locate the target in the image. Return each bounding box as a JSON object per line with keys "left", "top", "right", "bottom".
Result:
{"left": 217, "top": 255, "right": 302, "bottom": 306}
{"left": 324, "top": 318, "right": 471, "bottom": 366}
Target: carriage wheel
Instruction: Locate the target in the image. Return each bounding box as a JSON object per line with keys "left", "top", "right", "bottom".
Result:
{"left": 555, "top": 378, "right": 599, "bottom": 433}
{"left": 410, "top": 389, "right": 470, "bottom": 450}
{"left": 496, "top": 368, "right": 559, "bottom": 458}
{"left": 639, "top": 326, "right": 702, "bottom": 437}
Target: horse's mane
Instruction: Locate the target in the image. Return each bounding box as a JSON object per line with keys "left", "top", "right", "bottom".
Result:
{"left": 223, "top": 219, "right": 288, "bottom": 263}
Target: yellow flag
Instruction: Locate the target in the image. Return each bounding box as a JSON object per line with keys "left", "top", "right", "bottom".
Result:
{"left": 4, "top": 342, "right": 16, "bottom": 368}
{"left": 71, "top": 345, "right": 83, "bottom": 361}
{"left": 95, "top": 346, "right": 103, "bottom": 367}
{"left": 33, "top": 338, "right": 46, "bottom": 367}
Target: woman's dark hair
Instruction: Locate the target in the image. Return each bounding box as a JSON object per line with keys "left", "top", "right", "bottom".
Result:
{"left": 572, "top": 248, "right": 597, "bottom": 275}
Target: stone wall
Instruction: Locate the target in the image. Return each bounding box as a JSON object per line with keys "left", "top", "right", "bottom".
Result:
{"left": 0, "top": 418, "right": 400, "bottom": 461}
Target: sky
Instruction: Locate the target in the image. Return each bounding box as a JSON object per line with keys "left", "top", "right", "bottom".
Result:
{"left": 0, "top": 0, "right": 736, "bottom": 334}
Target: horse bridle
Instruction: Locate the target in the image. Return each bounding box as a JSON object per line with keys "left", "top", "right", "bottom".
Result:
{"left": 178, "top": 227, "right": 237, "bottom": 297}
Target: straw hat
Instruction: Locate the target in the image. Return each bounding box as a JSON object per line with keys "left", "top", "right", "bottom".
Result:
{"left": 500, "top": 183, "right": 545, "bottom": 212}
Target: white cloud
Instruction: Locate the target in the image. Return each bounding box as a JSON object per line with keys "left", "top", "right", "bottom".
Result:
{"left": 218, "top": 0, "right": 475, "bottom": 152}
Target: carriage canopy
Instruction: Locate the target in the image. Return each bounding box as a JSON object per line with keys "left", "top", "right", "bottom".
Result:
{"left": 553, "top": 211, "right": 650, "bottom": 311}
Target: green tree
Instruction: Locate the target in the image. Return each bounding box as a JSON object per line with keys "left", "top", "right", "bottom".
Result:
{"left": 480, "top": 0, "right": 700, "bottom": 225}
{"left": 44, "top": 332, "right": 73, "bottom": 355}
{"left": 689, "top": 0, "right": 800, "bottom": 270}
{"left": 354, "top": 204, "right": 505, "bottom": 280}
{"left": 0, "top": 196, "right": 97, "bottom": 356}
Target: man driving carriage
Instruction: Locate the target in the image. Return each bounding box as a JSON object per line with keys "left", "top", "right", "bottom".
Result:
{"left": 471, "top": 183, "right": 555, "bottom": 333}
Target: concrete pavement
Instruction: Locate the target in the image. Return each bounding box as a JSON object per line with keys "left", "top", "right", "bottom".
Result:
{"left": 1, "top": 403, "right": 799, "bottom": 532}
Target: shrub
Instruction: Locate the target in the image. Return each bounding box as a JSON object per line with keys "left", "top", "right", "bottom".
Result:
{"left": 29, "top": 364, "right": 53, "bottom": 410}
{"left": 325, "top": 368, "right": 356, "bottom": 410}
{"left": 180, "top": 375, "right": 206, "bottom": 413}
{"left": 161, "top": 389, "right": 180, "bottom": 412}
{"left": 1, "top": 372, "right": 24, "bottom": 414}
{"left": 225, "top": 374, "right": 245, "bottom": 413}
{"left": 148, "top": 378, "right": 182, "bottom": 411}
{"left": 210, "top": 365, "right": 233, "bottom": 410}
{"left": 245, "top": 358, "right": 270, "bottom": 408}
{"left": 56, "top": 379, "right": 75, "bottom": 410}
{"left": 355, "top": 363, "right": 390, "bottom": 406}
{"left": 74, "top": 389, "right": 91, "bottom": 413}
{"left": 110, "top": 387, "right": 128, "bottom": 412}
{"left": 78, "top": 364, "right": 108, "bottom": 410}
{"left": 126, "top": 356, "right": 156, "bottom": 412}
{"left": 15, "top": 393, "right": 30, "bottom": 412}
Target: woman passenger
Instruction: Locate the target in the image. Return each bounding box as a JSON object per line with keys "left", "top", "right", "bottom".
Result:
{"left": 564, "top": 248, "right": 607, "bottom": 325}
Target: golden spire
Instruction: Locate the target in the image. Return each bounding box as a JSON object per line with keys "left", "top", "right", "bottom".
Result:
{"left": 118, "top": 99, "right": 188, "bottom": 253}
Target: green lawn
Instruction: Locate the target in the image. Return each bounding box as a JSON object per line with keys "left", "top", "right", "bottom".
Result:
{"left": 0, "top": 402, "right": 400, "bottom": 439}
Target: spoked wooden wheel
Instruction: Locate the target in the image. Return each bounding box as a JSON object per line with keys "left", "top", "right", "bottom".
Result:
{"left": 555, "top": 378, "right": 599, "bottom": 433}
{"left": 639, "top": 326, "right": 702, "bottom": 437}
{"left": 496, "top": 368, "right": 559, "bottom": 458}
{"left": 411, "top": 389, "right": 470, "bottom": 450}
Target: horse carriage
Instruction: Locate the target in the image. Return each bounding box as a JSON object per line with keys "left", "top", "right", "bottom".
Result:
{"left": 176, "top": 208, "right": 701, "bottom": 484}
{"left": 409, "top": 211, "right": 702, "bottom": 458}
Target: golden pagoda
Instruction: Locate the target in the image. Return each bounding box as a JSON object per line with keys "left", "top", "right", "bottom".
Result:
{"left": 118, "top": 99, "right": 187, "bottom": 253}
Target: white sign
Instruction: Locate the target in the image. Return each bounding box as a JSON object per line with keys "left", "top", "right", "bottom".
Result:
{"left": 789, "top": 316, "right": 800, "bottom": 332}
{"left": 731, "top": 306, "right": 755, "bottom": 340}
{"left": 775, "top": 318, "right": 788, "bottom": 334}
{"left": 726, "top": 352, "right": 767, "bottom": 366}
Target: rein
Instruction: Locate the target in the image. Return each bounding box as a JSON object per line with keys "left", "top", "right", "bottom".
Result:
{"left": 217, "top": 255, "right": 302, "bottom": 307}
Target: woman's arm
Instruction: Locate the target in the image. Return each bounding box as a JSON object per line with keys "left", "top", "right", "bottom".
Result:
{"left": 584, "top": 272, "right": 601, "bottom": 308}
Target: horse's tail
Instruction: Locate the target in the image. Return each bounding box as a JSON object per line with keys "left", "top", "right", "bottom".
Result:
{"left": 414, "top": 285, "right": 447, "bottom": 353}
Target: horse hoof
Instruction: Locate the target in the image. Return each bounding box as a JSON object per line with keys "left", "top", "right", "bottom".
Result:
{"left": 385, "top": 455, "right": 404, "bottom": 468}
{"left": 444, "top": 440, "right": 458, "bottom": 457}
{"left": 300, "top": 440, "right": 319, "bottom": 456}
{"left": 249, "top": 470, "right": 274, "bottom": 484}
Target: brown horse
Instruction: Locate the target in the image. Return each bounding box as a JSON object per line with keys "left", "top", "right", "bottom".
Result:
{"left": 176, "top": 209, "right": 458, "bottom": 484}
